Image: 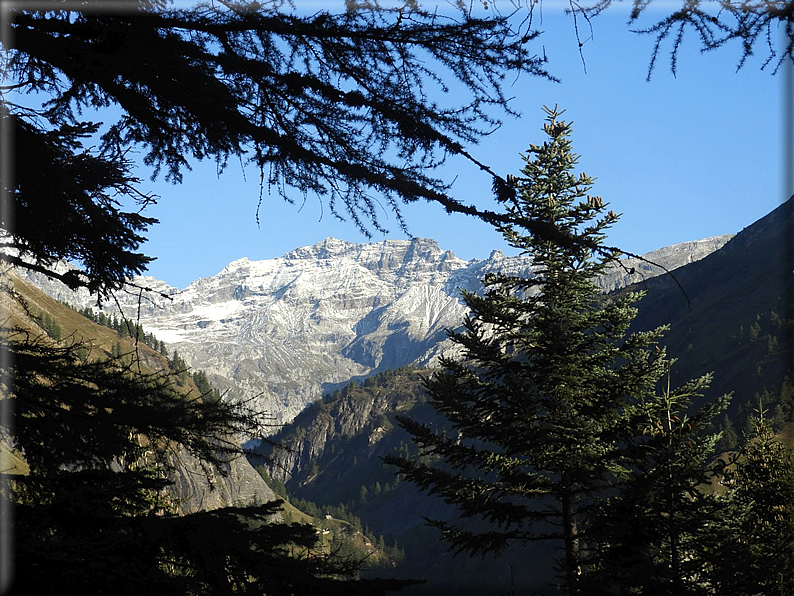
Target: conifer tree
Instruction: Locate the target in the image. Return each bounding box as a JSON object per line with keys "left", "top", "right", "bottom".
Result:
{"left": 386, "top": 106, "right": 724, "bottom": 595}
{"left": 710, "top": 408, "right": 794, "bottom": 595}
{"left": 2, "top": 321, "right": 413, "bottom": 594}
{"left": 717, "top": 413, "right": 740, "bottom": 452}
{"left": 582, "top": 367, "right": 730, "bottom": 595}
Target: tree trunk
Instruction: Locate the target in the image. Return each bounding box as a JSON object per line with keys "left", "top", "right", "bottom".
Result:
{"left": 562, "top": 483, "right": 581, "bottom": 596}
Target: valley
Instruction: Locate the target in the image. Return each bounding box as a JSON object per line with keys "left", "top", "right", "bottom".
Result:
{"left": 17, "top": 214, "right": 791, "bottom": 593}
{"left": 18, "top": 234, "right": 732, "bottom": 427}
{"left": 13, "top": 199, "right": 794, "bottom": 594}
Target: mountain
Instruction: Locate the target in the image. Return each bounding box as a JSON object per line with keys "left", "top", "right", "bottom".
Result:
{"left": 1, "top": 271, "right": 279, "bottom": 514}
{"left": 625, "top": 197, "right": 794, "bottom": 426}
{"left": 249, "top": 200, "right": 793, "bottom": 594}
{"left": 18, "top": 234, "right": 732, "bottom": 426}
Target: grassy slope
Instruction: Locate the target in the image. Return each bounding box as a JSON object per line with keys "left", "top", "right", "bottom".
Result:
{"left": 1, "top": 270, "right": 213, "bottom": 484}
{"left": 3, "top": 270, "right": 177, "bottom": 381}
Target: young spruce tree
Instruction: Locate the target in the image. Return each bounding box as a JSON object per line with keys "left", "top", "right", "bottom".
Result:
{"left": 582, "top": 366, "right": 730, "bottom": 595}
{"left": 709, "top": 408, "right": 794, "bottom": 595}
{"left": 386, "top": 106, "right": 725, "bottom": 595}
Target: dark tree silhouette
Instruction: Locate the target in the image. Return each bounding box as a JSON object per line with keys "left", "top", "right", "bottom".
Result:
{"left": 1, "top": 0, "right": 561, "bottom": 296}
{"left": 1, "top": 296, "right": 418, "bottom": 593}
{"left": 386, "top": 106, "right": 730, "bottom": 595}
{"left": 709, "top": 409, "right": 794, "bottom": 595}
{"left": 573, "top": 0, "right": 794, "bottom": 77}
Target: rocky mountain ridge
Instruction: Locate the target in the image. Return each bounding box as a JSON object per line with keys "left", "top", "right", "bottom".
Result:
{"left": 19, "top": 234, "right": 732, "bottom": 425}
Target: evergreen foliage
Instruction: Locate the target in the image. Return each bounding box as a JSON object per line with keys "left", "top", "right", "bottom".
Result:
{"left": 710, "top": 409, "right": 794, "bottom": 595}
{"left": 582, "top": 369, "right": 730, "bottom": 595}
{"left": 36, "top": 310, "right": 62, "bottom": 341}
{"left": 385, "top": 107, "right": 729, "bottom": 595}
{"left": 2, "top": 114, "right": 157, "bottom": 297}
{"left": 571, "top": 0, "right": 794, "bottom": 76}
{"left": 74, "top": 303, "right": 167, "bottom": 354}
{"left": 717, "top": 413, "right": 740, "bottom": 452}
{"left": 253, "top": 468, "right": 406, "bottom": 572}
{"left": 1, "top": 0, "right": 569, "bottom": 297}
{"left": 75, "top": 301, "right": 227, "bottom": 399}
{"left": 2, "top": 316, "right": 412, "bottom": 593}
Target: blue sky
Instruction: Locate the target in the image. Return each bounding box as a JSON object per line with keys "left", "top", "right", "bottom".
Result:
{"left": 132, "top": 4, "right": 789, "bottom": 289}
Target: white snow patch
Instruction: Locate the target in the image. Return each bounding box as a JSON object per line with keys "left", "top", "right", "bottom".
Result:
{"left": 191, "top": 301, "right": 244, "bottom": 321}
{"left": 147, "top": 328, "right": 189, "bottom": 344}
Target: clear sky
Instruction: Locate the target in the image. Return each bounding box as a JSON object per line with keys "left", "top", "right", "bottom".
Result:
{"left": 131, "top": 3, "right": 789, "bottom": 289}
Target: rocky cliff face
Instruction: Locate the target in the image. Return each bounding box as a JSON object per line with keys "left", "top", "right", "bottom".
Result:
{"left": 19, "top": 234, "right": 732, "bottom": 426}
{"left": 259, "top": 368, "right": 428, "bottom": 487}
{"left": 168, "top": 449, "right": 279, "bottom": 515}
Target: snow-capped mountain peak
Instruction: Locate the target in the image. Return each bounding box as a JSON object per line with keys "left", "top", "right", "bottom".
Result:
{"left": 18, "top": 234, "right": 732, "bottom": 425}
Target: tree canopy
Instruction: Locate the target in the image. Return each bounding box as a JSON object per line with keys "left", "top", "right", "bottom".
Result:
{"left": 573, "top": 0, "right": 794, "bottom": 76}
{"left": 1, "top": 0, "right": 559, "bottom": 297}
{"left": 3, "top": 0, "right": 790, "bottom": 298}
{"left": 710, "top": 408, "right": 794, "bottom": 595}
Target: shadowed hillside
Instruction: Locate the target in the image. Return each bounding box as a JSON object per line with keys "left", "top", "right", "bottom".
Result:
{"left": 250, "top": 198, "right": 794, "bottom": 594}
{"left": 625, "top": 196, "right": 794, "bottom": 432}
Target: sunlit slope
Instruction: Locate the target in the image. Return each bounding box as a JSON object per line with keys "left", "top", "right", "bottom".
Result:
{"left": 1, "top": 270, "right": 278, "bottom": 513}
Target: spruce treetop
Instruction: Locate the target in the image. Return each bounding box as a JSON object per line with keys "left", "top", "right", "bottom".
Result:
{"left": 494, "top": 105, "right": 620, "bottom": 280}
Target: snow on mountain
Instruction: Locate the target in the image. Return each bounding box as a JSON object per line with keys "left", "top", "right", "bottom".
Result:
{"left": 597, "top": 235, "right": 736, "bottom": 293}
{"left": 17, "top": 234, "right": 733, "bottom": 426}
